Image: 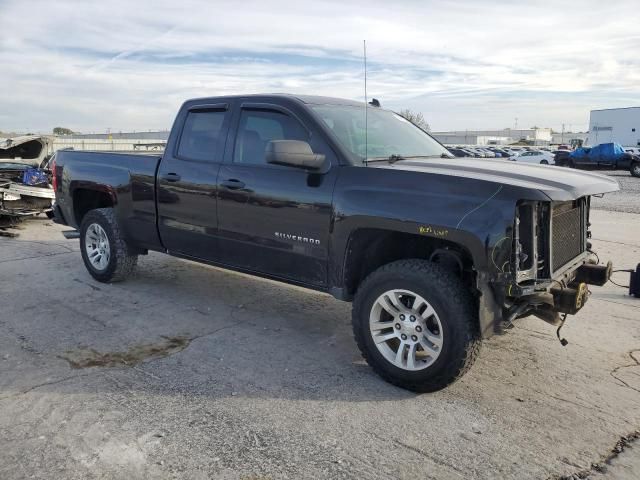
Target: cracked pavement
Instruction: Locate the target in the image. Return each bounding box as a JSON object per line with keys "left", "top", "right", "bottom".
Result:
{"left": 1, "top": 202, "right": 639, "bottom": 479}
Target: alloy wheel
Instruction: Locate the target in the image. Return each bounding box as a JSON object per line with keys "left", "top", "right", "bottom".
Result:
{"left": 369, "top": 289, "right": 443, "bottom": 371}
{"left": 85, "top": 223, "right": 111, "bottom": 271}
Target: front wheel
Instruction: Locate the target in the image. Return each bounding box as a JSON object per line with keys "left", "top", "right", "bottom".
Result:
{"left": 352, "top": 259, "right": 481, "bottom": 392}
{"left": 540, "top": 160, "right": 549, "bottom": 165}
{"left": 631, "top": 162, "right": 640, "bottom": 178}
{"left": 80, "top": 208, "right": 138, "bottom": 282}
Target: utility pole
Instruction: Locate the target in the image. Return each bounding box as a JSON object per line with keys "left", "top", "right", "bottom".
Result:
{"left": 561, "top": 123, "right": 565, "bottom": 144}
{"left": 515, "top": 117, "right": 518, "bottom": 130}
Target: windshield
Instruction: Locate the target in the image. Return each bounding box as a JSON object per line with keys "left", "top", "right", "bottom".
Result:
{"left": 310, "top": 104, "right": 449, "bottom": 162}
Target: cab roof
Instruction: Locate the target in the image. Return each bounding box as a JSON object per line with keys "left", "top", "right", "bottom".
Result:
{"left": 185, "top": 93, "right": 365, "bottom": 108}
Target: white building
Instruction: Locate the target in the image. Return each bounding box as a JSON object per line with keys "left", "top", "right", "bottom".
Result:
{"left": 586, "top": 107, "right": 640, "bottom": 147}
{"left": 431, "top": 128, "right": 552, "bottom": 146}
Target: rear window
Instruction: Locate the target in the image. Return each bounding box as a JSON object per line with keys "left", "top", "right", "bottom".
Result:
{"left": 177, "top": 110, "right": 226, "bottom": 161}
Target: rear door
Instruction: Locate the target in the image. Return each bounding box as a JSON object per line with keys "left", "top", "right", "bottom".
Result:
{"left": 157, "top": 102, "right": 233, "bottom": 260}
{"left": 216, "top": 102, "right": 338, "bottom": 286}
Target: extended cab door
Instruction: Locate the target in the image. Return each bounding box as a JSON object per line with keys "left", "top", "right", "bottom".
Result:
{"left": 216, "top": 102, "right": 338, "bottom": 287}
{"left": 157, "top": 102, "right": 233, "bottom": 260}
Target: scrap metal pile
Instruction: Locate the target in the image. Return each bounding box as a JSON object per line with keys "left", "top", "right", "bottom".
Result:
{"left": 0, "top": 136, "right": 55, "bottom": 217}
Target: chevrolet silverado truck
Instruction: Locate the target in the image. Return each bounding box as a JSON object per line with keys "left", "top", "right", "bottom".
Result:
{"left": 52, "top": 94, "right": 619, "bottom": 392}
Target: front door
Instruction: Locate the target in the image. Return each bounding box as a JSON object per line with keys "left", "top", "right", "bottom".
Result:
{"left": 157, "top": 102, "right": 232, "bottom": 260}
{"left": 216, "top": 104, "right": 338, "bottom": 287}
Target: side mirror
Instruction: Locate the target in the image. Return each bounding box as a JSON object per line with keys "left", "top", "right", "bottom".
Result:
{"left": 266, "top": 140, "right": 327, "bottom": 171}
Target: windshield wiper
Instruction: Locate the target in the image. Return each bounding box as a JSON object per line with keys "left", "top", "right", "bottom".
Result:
{"left": 403, "top": 154, "right": 454, "bottom": 159}
{"left": 364, "top": 154, "right": 405, "bottom": 164}
{"left": 364, "top": 153, "right": 452, "bottom": 164}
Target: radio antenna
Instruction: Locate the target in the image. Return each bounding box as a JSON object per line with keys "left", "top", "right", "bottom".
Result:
{"left": 363, "top": 39, "right": 368, "bottom": 163}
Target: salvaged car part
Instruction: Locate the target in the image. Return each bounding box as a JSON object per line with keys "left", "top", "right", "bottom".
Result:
{"left": 0, "top": 136, "right": 54, "bottom": 217}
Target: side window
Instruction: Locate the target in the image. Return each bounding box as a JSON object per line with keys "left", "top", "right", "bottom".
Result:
{"left": 233, "top": 109, "right": 308, "bottom": 164}
{"left": 177, "top": 110, "right": 226, "bottom": 161}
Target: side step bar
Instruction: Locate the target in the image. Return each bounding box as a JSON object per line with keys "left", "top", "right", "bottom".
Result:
{"left": 62, "top": 230, "right": 80, "bottom": 239}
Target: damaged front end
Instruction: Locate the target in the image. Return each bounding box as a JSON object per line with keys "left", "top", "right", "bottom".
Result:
{"left": 489, "top": 197, "right": 612, "bottom": 335}
{"left": 0, "top": 136, "right": 54, "bottom": 217}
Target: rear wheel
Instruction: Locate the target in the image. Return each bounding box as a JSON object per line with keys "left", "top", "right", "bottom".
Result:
{"left": 631, "top": 162, "right": 640, "bottom": 178}
{"left": 80, "top": 208, "right": 138, "bottom": 282}
{"left": 352, "top": 259, "right": 481, "bottom": 392}
{"left": 540, "top": 160, "right": 549, "bottom": 165}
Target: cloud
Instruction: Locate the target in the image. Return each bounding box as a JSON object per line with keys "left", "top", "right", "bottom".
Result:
{"left": 1, "top": 0, "right": 639, "bottom": 132}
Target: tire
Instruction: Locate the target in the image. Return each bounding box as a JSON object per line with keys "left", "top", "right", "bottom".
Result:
{"left": 352, "top": 259, "right": 481, "bottom": 393}
{"left": 540, "top": 160, "right": 549, "bottom": 165}
{"left": 631, "top": 162, "right": 640, "bottom": 178}
{"left": 45, "top": 210, "right": 55, "bottom": 219}
{"left": 79, "top": 208, "right": 138, "bottom": 283}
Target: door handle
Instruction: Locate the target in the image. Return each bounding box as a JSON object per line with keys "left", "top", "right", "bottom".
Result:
{"left": 221, "top": 179, "right": 246, "bottom": 190}
{"left": 161, "top": 172, "right": 181, "bottom": 182}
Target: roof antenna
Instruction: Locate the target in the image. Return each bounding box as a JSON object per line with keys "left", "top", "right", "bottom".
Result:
{"left": 363, "top": 39, "right": 368, "bottom": 164}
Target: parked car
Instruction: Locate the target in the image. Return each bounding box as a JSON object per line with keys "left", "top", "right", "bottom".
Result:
{"left": 52, "top": 93, "right": 619, "bottom": 392}
{"left": 490, "top": 148, "right": 513, "bottom": 158}
{"left": 553, "top": 150, "right": 571, "bottom": 166}
{"left": 557, "top": 142, "right": 640, "bottom": 177}
{"left": 447, "top": 148, "right": 471, "bottom": 158}
{"left": 476, "top": 148, "right": 496, "bottom": 158}
{"left": 513, "top": 150, "right": 555, "bottom": 165}
{"left": 453, "top": 147, "right": 481, "bottom": 157}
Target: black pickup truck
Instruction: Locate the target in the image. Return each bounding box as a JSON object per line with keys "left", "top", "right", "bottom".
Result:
{"left": 52, "top": 94, "right": 619, "bottom": 392}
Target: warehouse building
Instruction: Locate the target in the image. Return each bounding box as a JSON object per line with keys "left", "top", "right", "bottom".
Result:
{"left": 431, "top": 128, "right": 552, "bottom": 146}
{"left": 586, "top": 107, "right": 640, "bottom": 147}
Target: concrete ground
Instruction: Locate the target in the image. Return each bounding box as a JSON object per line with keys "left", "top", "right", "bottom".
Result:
{"left": 591, "top": 170, "right": 640, "bottom": 214}
{"left": 1, "top": 193, "right": 639, "bottom": 479}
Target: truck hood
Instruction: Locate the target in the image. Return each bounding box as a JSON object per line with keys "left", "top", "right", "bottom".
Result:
{"left": 372, "top": 157, "right": 620, "bottom": 201}
{"left": 0, "top": 135, "right": 50, "bottom": 167}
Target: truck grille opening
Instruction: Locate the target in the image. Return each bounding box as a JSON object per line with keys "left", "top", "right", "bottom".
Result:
{"left": 551, "top": 201, "right": 585, "bottom": 272}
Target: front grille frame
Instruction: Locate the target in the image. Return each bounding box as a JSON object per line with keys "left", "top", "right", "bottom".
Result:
{"left": 550, "top": 199, "right": 587, "bottom": 274}
{"left": 514, "top": 198, "right": 588, "bottom": 284}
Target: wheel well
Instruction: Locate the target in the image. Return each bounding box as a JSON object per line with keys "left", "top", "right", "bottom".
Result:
{"left": 343, "top": 228, "right": 476, "bottom": 297}
{"left": 73, "top": 189, "right": 113, "bottom": 225}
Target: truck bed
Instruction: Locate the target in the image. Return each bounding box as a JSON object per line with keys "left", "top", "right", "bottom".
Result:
{"left": 53, "top": 150, "right": 163, "bottom": 250}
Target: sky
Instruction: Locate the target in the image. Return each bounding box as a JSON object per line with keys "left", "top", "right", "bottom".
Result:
{"left": 1, "top": 0, "right": 639, "bottom": 134}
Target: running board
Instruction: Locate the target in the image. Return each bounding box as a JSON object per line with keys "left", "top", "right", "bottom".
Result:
{"left": 62, "top": 230, "right": 80, "bottom": 239}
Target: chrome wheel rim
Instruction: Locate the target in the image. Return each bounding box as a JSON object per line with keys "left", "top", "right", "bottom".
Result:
{"left": 85, "top": 223, "right": 110, "bottom": 271}
{"left": 369, "top": 289, "right": 443, "bottom": 371}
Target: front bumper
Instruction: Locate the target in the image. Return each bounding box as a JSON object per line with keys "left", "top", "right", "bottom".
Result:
{"left": 0, "top": 182, "right": 54, "bottom": 216}
{"left": 501, "top": 256, "right": 612, "bottom": 328}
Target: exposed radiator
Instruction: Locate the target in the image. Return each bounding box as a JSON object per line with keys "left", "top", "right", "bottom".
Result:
{"left": 551, "top": 202, "right": 584, "bottom": 272}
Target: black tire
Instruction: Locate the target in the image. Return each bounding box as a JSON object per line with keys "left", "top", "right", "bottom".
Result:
{"left": 80, "top": 208, "right": 138, "bottom": 282}
{"left": 540, "top": 160, "right": 549, "bottom": 165}
{"left": 45, "top": 210, "right": 55, "bottom": 219}
{"left": 352, "top": 259, "right": 481, "bottom": 392}
{"left": 631, "top": 162, "right": 640, "bottom": 178}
